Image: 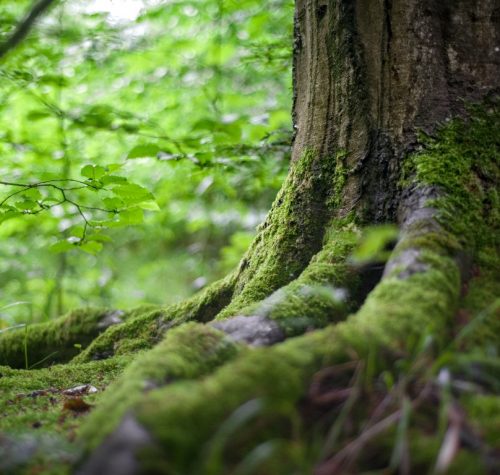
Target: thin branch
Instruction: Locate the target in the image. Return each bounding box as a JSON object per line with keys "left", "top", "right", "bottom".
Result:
{"left": 78, "top": 204, "right": 117, "bottom": 213}
{"left": 71, "top": 202, "right": 89, "bottom": 239}
{"left": 0, "top": 179, "right": 100, "bottom": 190}
{"left": 36, "top": 178, "right": 100, "bottom": 189}
{"left": 0, "top": 0, "right": 58, "bottom": 60}
{"left": 0, "top": 188, "right": 28, "bottom": 207}
{"left": 0, "top": 180, "right": 116, "bottom": 237}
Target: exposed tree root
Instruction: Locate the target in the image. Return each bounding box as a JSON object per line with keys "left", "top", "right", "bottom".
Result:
{"left": 74, "top": 184, "right": 465, "bottom": 474}
{"left": 73, "top": 272, "right": 237, "bottom": 363}
{"left": 0, "top": 307, "right": 125, "bottom": 369}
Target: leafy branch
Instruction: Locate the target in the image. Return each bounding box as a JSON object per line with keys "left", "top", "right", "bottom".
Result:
{"left": 0, "top": 179, "right": 113, "bottom": 239}
{"left": 0, "top": 0, "right": 58, "bottom": 60}
{"left": 0, "top": 171, "right": 158, "bottom": 254}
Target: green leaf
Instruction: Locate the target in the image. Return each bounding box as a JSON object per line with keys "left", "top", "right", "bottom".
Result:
{"left": 351, "top": 225, "right": 399, "bottom": 263}
{"left": 193, "top": 117, "right": 217, "bottom": 131}
{"left": 66, "top": 226, "right": 85, "bottom": 239}
{"left": 105, "top": 163, "right": 124, "bottom": 173}
{"left": 81, "top": 164, "right": 106, "bottom": 180}
{"left": 119, "top": 207, "right": 143, "bottom": 225}
{"left": 77, "top": 104, "right": 114, "bottom": 129}
{"left": 112, "top": 184, "right": 154, "bottom": 205}
{"left": 26, "top": 109, "right": 52, "bottom": 121}
{"left": 127, "top": 144, "right": 161, "bottom": 159}
{"left": 15, "top": 200, "right": 37, "bottom": 211}
{"left": 220, "top": 122, "right": 242, "bottom": 140}
{"left": 50, "top": 240, "right": 75, "bottom": 253}
{"left": 103, "top": 197, "right": 123, "bottom": 210}
{"left": 0, "top": 210, "right": 21, "bottom": 225}
{"left": 121, "top": 123, "right": 140, "bottom": 133}
{"left": 86, "top": 233, "right": 112, "bottom": 243}
{"left": 138, "top": 200, "right": 160, "bottom": 211}
{"left": 194, "top": 152, "right": 216, "bottom": 165}
{"left": 101, "top": 175, "right": 128, "bottom": 185}
{"left": 23, "top": 188, "right": 42, "bottom": 200}
{"left": 88, "top": 218, "right": 115, "bottom": 228}
{"left": 80, "top": 241, "right": 103, "bottom": 255}
{"left": 38, "top": 74, "right": 69, "bottom": 86}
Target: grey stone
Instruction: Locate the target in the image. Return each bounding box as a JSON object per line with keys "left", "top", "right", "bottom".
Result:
{"left": 210, "top": 315, "right": 285, "bottom": 347}
{"left": 97, "top": 310, "right": 125, "bottom": 330}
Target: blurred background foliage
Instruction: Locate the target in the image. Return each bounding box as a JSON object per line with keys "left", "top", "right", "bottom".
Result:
{"left": 0, "top": 0, "right": 293, "bottom": 326}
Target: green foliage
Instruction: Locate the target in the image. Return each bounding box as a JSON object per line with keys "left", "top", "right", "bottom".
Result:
{"left": 0, "top": 0, "right": 293, "bottom": 324}
{"left": 350, "top": 224, "right": 398, "bottom": 264}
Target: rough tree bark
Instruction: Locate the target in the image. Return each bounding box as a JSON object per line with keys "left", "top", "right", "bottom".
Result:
{"left": 1, "top": 1, "right": 499, "bottom": 474}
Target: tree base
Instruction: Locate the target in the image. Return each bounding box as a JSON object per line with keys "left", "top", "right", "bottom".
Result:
{"left": 1, "top": 107, "right": 499, "bottom": 474}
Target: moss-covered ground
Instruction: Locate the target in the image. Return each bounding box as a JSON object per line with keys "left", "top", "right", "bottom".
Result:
{"left": 0, "top": 356, "right": 131, "bottom": 474}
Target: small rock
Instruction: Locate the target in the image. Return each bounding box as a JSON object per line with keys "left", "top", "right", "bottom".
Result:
{"left": 0, "top": 434, "right": 38, "bottom": 471}
{"left": 192, "top": 276, "right": 207, "bottom": 290}
{"left": 97, "top": 310, "right": 125, "bottom": 330}
{"left": 62, "top": 384, "right": 98, "bottom": 396}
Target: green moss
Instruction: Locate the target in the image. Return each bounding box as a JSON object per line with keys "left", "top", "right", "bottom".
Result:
{"left": 73, "top": 273, "right": 236, "bottom": 362}
{"left": 103, "top": 242, "right": 460, "bottom": 473}
{"left": 76, "top": 114, "right": 486, "bottom": 472}
{"left": 226, "top": 227, "right": 359, "bottom": 336}
{"left": 394, "top": 230, "right": 461, "bottom": 257}
{"left": 454, "top": 229, "right": 500, "bottom": 351}
{"left": 0, "top": 356, "right": 130, "bottom": 430}
{"left": 0, "top": 308, "right": 126, "bottom": 369}
{"left": 133, "top": 329, "right": 333, "bottom": 473}
{"left": 400, "top": 112, "right": 499, "bottom": 364}
{"left": 401, "top": 101, "right": 500, "bottom": 351}
{"left": 218, "top": 149, "right": 342, "bottom": 318}
{"left": 71, "top": 307, "right": 167, "bottom": 362}
{"left": 328, "top": 150, "right": 349, "bottom": 209}
{"left": 79, "top": 322, "right": 241, "bottom": 449}
{"left": 0, "top": 356, "right": 130, "bottom": 474}
{"left": 340, "top": 255, "right": 459, "bottom": 353}
{"left": 4, "top": 105, "right": 498, "bottom": 474}
{"left": 406, "top": 101, "right": 499, "bottom": 252}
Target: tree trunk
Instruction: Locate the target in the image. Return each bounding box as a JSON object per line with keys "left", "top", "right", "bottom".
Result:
{"left": 292, "top": 0, "right": 499, "bottom": 221}
{"left": 1, "top": 1, "right": 499, "bottom": 474}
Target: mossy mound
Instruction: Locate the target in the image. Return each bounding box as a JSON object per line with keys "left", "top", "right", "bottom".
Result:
{"left": 0, "top": 308, "right": 127, "bottom": 369}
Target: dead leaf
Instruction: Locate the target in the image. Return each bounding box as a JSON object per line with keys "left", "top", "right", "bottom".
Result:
{"left": 63, "top": 397, "right": 92, "bottom": 413}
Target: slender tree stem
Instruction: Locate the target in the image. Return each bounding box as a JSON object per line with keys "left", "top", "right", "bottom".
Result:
{"left": 0, "top": 0, "right": 58, "bottom": 60}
